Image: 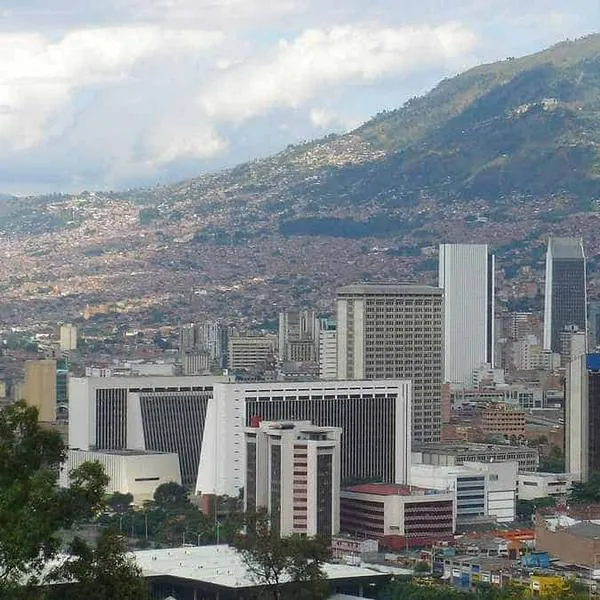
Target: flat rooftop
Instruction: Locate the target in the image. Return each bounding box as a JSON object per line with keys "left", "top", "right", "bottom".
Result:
{"left": 548, "top": 237, "right": 584, "bottom": 260}
{"left": 337, "top": 283, "right": 442, "bottom": 296}
{"left": 343, "top": 483, "right": 444, "bottom": 497}
{"left": 132, "top": 545, "right": 388, "bottom": 589}
{"left": 74, "top": 448, "right": 174, "bottom": 456}
{"left": 415, "top": 442, "right": 536, "bottom": 455}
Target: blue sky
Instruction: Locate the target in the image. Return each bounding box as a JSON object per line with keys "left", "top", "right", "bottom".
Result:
{"left": 0, "top": 0, "right": 598, "bottom": 194}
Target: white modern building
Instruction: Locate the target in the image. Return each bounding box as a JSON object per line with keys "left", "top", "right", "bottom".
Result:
{"left": 59, "top": 449, "right": 181, "bottom": 501}
{"left": 319, "top": 326, "right": 337, "bottom": 380}
{"left": 245, "top": 421, "right": 342, "bottom": 537}
{"left": 517, "top": 472, "right": 575, "bottom": 501}
{"left": 410, "top": 461, "right": 517, "bottom": 524}
{"left": 196, "top": 380, "right": 412, "bottom": 497}
{"left": 543, "top": 237, "right": 587, "bottom": 352}
{"left": 68, "top": 374, "right": 227, "bottom": 485}
{"left": 439, "top": 244, "right": 494, "bottom": 386}
{"left": 336, "top": 283, "right": 443, "bottom": 444}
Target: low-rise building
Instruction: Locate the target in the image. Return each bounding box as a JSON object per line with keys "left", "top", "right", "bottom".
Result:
{"left": 59, "top": 449, "right": 181, "bottom": 502}
{"left": 228, "top": 335, "right": 276, "bottom": 371}
{"left": 331, "top": 536, "right": 379, "bottom": 561}
{"left": 480, "top": 404, "right": 526, "bottom": 436}
{"left": 443, "top": 555, "right": 513, "bottom": 590}
{"left": 340, "top": 483, "right": 455, "bottom": 549}
{"left": 517, "top": 472, "right": 575, "bottom": 500}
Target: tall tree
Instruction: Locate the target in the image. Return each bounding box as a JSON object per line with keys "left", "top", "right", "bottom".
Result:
{"left": 232, "top": 510, "right": 329, "bottom": 600}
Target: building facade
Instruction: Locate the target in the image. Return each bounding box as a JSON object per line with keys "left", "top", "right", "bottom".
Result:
{"left": 439, "top": 244, "right": 495, "bottom": 386}
{"left": 517, "top": 472, "right": 575, "bottom": 501}
{"left": 319, "top": 320, "right": 337, "bottom": 380}
{"left": 336, "top": 284, "right": 443, "bottom": 444}
{"left": 566, "top": 353, "right": 600, "bottom": 481}
{"left": 23, "top": 359, "right": 57, "bottom": 422}
{"left": 227, "top": 335, "right": 276, "bottom": 372}
{"left": 59, "top": 323, "right": 78, "bottom": 351}
{"left": 245, "top": 421, "right": 341, "bottom": 537}
{"left": 340, "top": 483, "right": 455, "bottom": 548}
{"left": 543, "top": 237, "right": 587, "bottom": 353}
{"left": 196, "top": 380, "right": 412, "bottom": 497}
{"left": 278, "top": 310, "right": 320, "bottom": 363}
{"left": 479, "top": 404, "right": 526, "bottom": 437}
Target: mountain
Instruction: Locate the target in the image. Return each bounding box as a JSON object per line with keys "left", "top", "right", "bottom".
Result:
{"left": 3, "top": 35, "right": 600, "bottom": 325}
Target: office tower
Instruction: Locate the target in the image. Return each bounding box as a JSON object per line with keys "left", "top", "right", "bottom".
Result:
{"left": 68, "top": 374, "right": 227, "bottom": 485}
{"left": 566, "top": 353, "right": 600, "bottom": 481}
{"left": 179, "top": 323, "right": 197, "bottom": 352}
{"left": 543, "top": 237, "right": 587, "bottom": 352}
{"left": 196, "top": 380, "right": 411, "bottom": 497}
{"left": 336, "top": 284, "right": 443, "bottom": 444}
{"left": 22, "top": 359, "right": 57, "bottom": 422}
{"left": 319, "top": 320, "right": 337, "bottom": 380}
{"left": 245, "top": 421, "right": 341, "bottom": 537}
{"left": 588, "top": 301, "right": 600, "bottom": 351}
{"left": 438, "top": 244, "right": 495, "bottom": 385}
{"left": 196, "top": 321, "right": 229, "bottom": 368}
{"left": 227, "top": 335, "right": 276, "bottom": 372}
{"left": 559, "top": 325, "right": 587, "bottom": 368}
{"left": 278, "top": 310, "right": 319, "bottom": 363}
{"left": 59, "top": 323, "right": 78, "bottom": 351}
{"left": 181, "top": 350, "right": 211, "bottom": 375}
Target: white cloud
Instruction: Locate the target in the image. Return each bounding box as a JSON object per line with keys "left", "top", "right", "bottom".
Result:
{"left": 0, "top": 26, "right": 223, "bottom": 150}
{"left": 200, "top": 22, "right": 478, "bottom": 122}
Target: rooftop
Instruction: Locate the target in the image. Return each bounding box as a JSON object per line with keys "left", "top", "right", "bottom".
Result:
{"left": 131, "top": 545, "right": 388, "bottom": 589}
{"left": 337, "top": 283, "right": 443, "bottom": 296}
{"left": 548, "top": 237, "right": 585, "bottom": 260}
{"left": 565, "top": 522, "right": 600, "bottom": 540}
{"left": 415, "top": 442, "right": 536, "bottom": 456}
{"left": 343, "top": 483, "right": 442, "bottom": 497}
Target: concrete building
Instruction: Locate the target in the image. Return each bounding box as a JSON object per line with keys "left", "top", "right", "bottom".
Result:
{"left": 245, "top": 421, "right": 341, "bottom": 537}
{"left": 479, "top": 404, "right": 526, "bottom": 437}
{"left": 59, "top": 323, "right": 78, "bottom": 351}
{"left": 196, "top": 380, "right": 412, "bottom": 497}
{"left": 331, "top": 536, "right": 379, "bottom": 561}
{"left": 60, "top": 449, "right": 181, "bottom": 502}
{"left": 68, "top": 374, "right": 227, "bottom": 485}
{"left": 517, "top": 472, "right": 575, "bottom": 501}
{"left": 589, "top": 300, "right": 600, "bottom": 351}
{"left": 181, "top": 350, "right": 211, "bottom": 375}
{"left": 410, "top": 461, "right": 517, "bottom": 525}
{"left": 543, "top": 237, "right": 587, "bottom": 353}
{"left": 336, "top": 283, "right": 443, "bottom": 444}
{"left": 439, "top": 244, "right": 494, "bottom": 385}
{"left": 227, "top": 335, "right": 276, "bottom": 371}
{"left": 319, "top": 319, "right": 337, "bottom": 380}
{"left": 340, "top": 483, "right": 455, "bottom": 549}
{"left": 413, "top": 442, "right": 538, "bottom": 471}
{"left": 566, "top": 353, "right": 600, "bottom": 481}
{"left": 22, "top": 359, "right": 57, "bottom": 422}
{"left": 559, "top": 325, "right": 587, "bottom": 368}
{"left": 278, "top": 310, "right": 319, "bottom": 363}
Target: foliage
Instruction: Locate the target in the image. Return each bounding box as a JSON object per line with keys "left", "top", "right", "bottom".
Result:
{"left": 232, "top": 510, "right": 329, "bottom": 600}
{"left": 539, "top": 446, "right": 565, "bottom": 473}
{"left": 152, "top": 482, "right": 190, "bottom": 510}
{"left": 47, "top": 529, "right": 148, "bottom": 600}
{"left": 569, "top": 472, "right": 600, "bottom": 504}
{"left": 107, "top": 492, "right": 134, "bottom": 514}
{"left": 0, "top": 402, "right": 145, "bottom": 597}
{"left": 516, "top": 497, "right": 556, "bottom": 522}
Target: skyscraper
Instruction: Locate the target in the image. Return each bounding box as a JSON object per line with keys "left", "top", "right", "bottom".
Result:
{"left": 566, "top": 353, "right": 600, "bottom": 481}
{"left": 336, "top": 284, "right": 443, "bottom": 444}
{"left": 278, "top": 310, "right": 319, "bottom": 363}
{"left": 438, "top": 244, "right": 495, "bottom": 386}
{"left": 543, "top": 237, "right": 587, "bottom": 353}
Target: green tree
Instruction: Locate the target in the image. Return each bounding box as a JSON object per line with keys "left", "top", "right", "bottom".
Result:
{"left": 516, "top": 497, "right": 556, "bottom": 522}
{"left": 107, "top": 492, "right": 134, "bottom": 514}
{"left": 153, "top": 482, "right": 189, "bottom": 510}
{"left": 569, "top": 472, "right": 600, "bottom": 504}
{"left": 47, "top": 529, "right": 148, "bottom": 600}
{"left": 232, "top": 510, "right": 329, "bottom": 600}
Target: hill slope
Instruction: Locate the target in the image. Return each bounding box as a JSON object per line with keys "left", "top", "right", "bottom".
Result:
{"left": 4, "top": 35, "right": 600, "bottom": 324}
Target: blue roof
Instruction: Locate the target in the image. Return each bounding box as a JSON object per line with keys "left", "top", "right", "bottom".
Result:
{"left": 586, "top": 354, "right": 600, "bottom": 371}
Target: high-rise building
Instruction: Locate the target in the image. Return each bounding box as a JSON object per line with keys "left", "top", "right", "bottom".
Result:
{"left": 68, "top": 374, "right": 227, "bottom": 485}
{"left": 566, "top": 353, "right": 600, "bottom": 481}
{"left": 196, "top": 380, "right": 412, "bottom": 497}
{"left": 59, "top": 324, "right": 78, "bottom": 351}
{"left": 439, "top": 244, "right": 495, "bottom": 385}
{"left": 179, "top": 322, "right": 229, "bottom": 369}
{"left": 588, "top": 301, "right": 600, "bottom": 351}
{"left": 559, "top": 325, "right": 587, "bottom": 368}
{"left": 543, "top": 237, "right": 587, "bottom": 353}
{"left": 245, "top": 421, "right": 341, "bottom": 537}
{"left": 227, "top": 335, "right": 276, "bottom": 372}
{"left": 22, "top": 359, "right": 57, "bottom": 422}
{"left": 336, "top": 284, "right": 443, "bottom": 444}
{"left": 278, "top": 310, "right": 319, "bottom": 363}
{"left": 319, "top": 319, "right": 337, "bottom": 380}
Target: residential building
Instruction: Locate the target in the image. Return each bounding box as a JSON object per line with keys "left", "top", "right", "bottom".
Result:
{"left": 413, "top": 442, "right": 538, "bottom": 471}
{"left": 245, "top": 420, "right": 341, "bottom": 537}
{"left": 589, "top": 300, "right": 600, "bottom": 351}
{"left": 59, "top": 449, "right": 181, "bottom": 502}
{"left": 336, "top": 283, "right": 443, "bottom": 444}
{"left": 319, "top": 319, "right": 337, "bottom": 380}
{"left": 439, "top": 244, "right": 495, "bottom": 385}
{"left": 331, "top": 536, "right": 379, "bottom": 561}
{"left": 543, "top": 237, "right": 587, "bottom": 352}
{"left": 340, "top": 483, "right": 455, "bottom": 549}
{"left": 22, "top": 359, "right": 57, "bottom": 422}
{"left": 227, "top": 335, "right": 276, "bottom": 371}
{"left": 566, "top": 353, "right": 600, "bottom": 480}
{"left": 479, "top": 404, "right": 526, "bottom": 437}
{"left": 196, "top": 380, "right": 412, "bottom": 497}
{"left": 68, "top": 374, "right": 227, "bottom": 485}
{"left": 59, "top": 323, "right": 78, "bottom": 351}
{"left": 278, "top": 310, "right": 319, "bottom": 363}
{"left": 410, "top": 461, "right": 517, "bottom": 524}
{"left": 517, "top": 472, "right": 575, "bottom": 501}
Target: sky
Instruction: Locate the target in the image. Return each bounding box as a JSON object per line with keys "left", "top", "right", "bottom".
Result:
{"left": 0, "top": 1, "right": 599, "bottom": 195}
